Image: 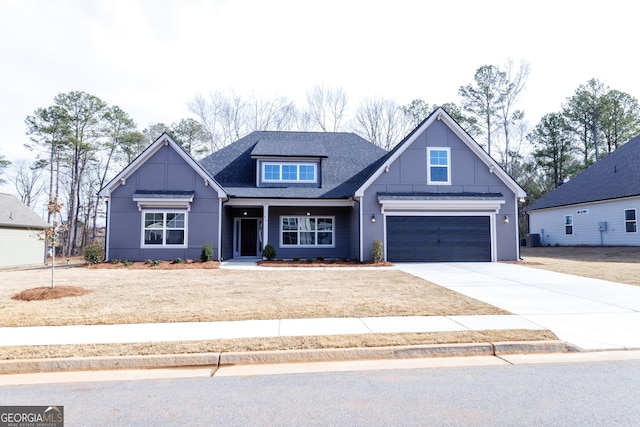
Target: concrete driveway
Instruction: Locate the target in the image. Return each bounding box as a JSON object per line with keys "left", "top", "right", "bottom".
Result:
{"left": 395, "top": 262, "right": 640, "bottom": 351}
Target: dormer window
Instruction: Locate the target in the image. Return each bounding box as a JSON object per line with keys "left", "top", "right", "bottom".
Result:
{"left": 262, "top": 162, "right": 317, "bottom": 183}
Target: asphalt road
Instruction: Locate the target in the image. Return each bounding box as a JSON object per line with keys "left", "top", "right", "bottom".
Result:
{"left": 2, "top": 359, "right": 640, "bottom": 426}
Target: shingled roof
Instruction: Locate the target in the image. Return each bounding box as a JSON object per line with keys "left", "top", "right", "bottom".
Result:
{"left": 198, "top": 131, "right": 387, "bottom": 199}
{"left": 0, "top": 193, "right": 48, "bottom": 229}
{"left": 527, "top": 134, "right": 640, "bottom": 211}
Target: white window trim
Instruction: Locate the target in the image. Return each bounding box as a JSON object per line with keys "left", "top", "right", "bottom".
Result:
{"left": 262, "top": 162, "right": 317, "bottom": 183}
{"left": 427, "top": 147, "right": 451, "bottom": 185}
{"left": 625, "top": 208, "right": 637, "bottom": 233}
{"left": 564, "top": 214, "right": 573, "bottom": 235}
{"left": 279, "top": 215, "right": 335, "bottom": 248}
{"left": 141, "top": 210, "right": 189, "bottom": 248}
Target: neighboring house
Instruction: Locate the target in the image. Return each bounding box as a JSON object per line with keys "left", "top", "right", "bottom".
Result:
{"left": 99, "top": 108, "right": 525, "bottom": 262}
{"left": 526, "top": 134, "right": 640, "bottom": 246}
{"left": 0, "top": 193, "right": 48, "bottom": 268}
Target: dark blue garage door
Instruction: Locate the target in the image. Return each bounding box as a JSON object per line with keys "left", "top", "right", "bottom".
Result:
{"left": 387, "top": 216, "right": 491, "bottom": 262}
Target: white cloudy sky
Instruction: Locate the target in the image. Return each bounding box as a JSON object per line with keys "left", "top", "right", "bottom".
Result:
{"left": 1, "top": 0, "right": 638, "bottom": 192}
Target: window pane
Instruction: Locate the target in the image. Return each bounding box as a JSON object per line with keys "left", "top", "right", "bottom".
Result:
{"left": 299, "top": 165, "right": 315, "bottom": 181}
{"left": 264, "top": 164, "right": 280, "bottom": 180}
{"left": 145, "top": 230, "right": 163, "bottom": 245}
{"left": 145, "top": 212, "right": 163, "bottom": 228}
{"left": 282, "top": 217, "right": 297, "bottom": 230}
{"left": 430, "top": 166, "right": 448, "bottom": 182}
{"left": 626, "top": 222, "right": 637, "bottom": 233}
{"left": 318, "top": 232, "right": 332, "bottom": 245}
{"left": 317, "top": 218, "right": 332, "bottom": 231}
{"left": 283, "top": 232, "right": 298, "bottom": 245}
{"left": 625, "top": 209, "right": 636, "bottom": 221}
{"left": 166, "top": 213, "right": 184, "bottom": 228}
{"left": 564, "top": 216, "right": 573, "bottom": 225}
{"left": 299, "top": 218, "right": 315, "bottom": 231}
{"left": 565, "top": 226, "right": 573, "bottom": 235}
{"left": 300, "top": 232, "right": 315, "bottom": 244}
{"left": 166, "top": 230, "right": 184, "bottom": 244}
{"left": 282, "top": 164, "right": 297, "bottom": 180}
{"left": 430, "top": 150, "right": 448, "bottom": 165}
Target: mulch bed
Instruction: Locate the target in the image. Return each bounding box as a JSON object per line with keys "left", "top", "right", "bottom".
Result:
{"left": 257, "top": 259, "right": 393, "bottom": 267}
{"left": 86, "top": 260, "right": 220, "bottom": 269}
{"left": 12, "top": 286, "right": 93, "bottom": 301}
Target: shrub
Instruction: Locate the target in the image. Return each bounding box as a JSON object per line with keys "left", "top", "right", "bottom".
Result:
{"left": 173, "top": 258, "right": 184, "bottom": 264}
{"left": 201, "top": 243, "right": 215, "bottom": 262}
{"left": 371, "top": 239, "right": 384, "bottom": 263}
{"left": 82, "top": 243, "right": 104, "bottom": 265}
{"left": 316, "top": 256, "right": 324, "bottom": 261}
{"left": 111, "top": 259, "right": 121, "bottom": 264}
{"left": 306, "top": 258, "right": 313, "bottom": 263}
{"left": 262, "top": 243, "right": 276, "bottom": 260}
{"left": 144, "top": 259, "right": 153, "bottom": 265}
{"left": 122, "top": 260, "right": 132, "bottom": 267}
{"left": 293, "top": 257, "right": 300, "bottom": 261}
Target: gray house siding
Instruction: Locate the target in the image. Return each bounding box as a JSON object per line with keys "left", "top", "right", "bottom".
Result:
{"left": 361, "top": 119, "right": 520, "bottom": 262}
{"left": 105, "top": 145, "right": 220, "bottom": 261}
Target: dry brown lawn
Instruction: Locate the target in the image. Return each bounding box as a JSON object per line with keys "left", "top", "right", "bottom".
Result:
{"left": 16, "top": 249, "right": 639, "bottom": 360}
{"left": 1, "top": 267, "right": 507, "bottom": 328}
{"left": 519, "top": 246, "right": 640, "bottom": 286}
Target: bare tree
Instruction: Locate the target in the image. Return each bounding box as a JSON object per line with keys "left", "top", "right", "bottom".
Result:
{"left": 187, "top": 92, "right": 226, "bottom": 153}
{"left": 458, "top": 65, "right": 506, "bottom": 156}
{"left": 352, "top": 97, "right": 410, "bottom": 150}
{"left": 11, "top": 160, "right": 45, "bottom": 208}
{"left": 306, "top": 84, "right": 348, "bottom": 131}
{"left": 496, "top": 59, "right": 530, "bottom": 173}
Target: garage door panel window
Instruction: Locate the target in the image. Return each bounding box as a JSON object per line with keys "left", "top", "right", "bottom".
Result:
{"left": 143, "top": 211, "right": 187, "bottom": 247}
{"left": 280, "top": 216, "right": 334, "bottom": 247}
{"left": 427, "top": 148, "right": 451, "bottom": 185}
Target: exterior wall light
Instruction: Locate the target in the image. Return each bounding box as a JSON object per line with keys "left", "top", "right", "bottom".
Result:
{"left": 503, "top": 215, "right": 509, "bottom": 224}
{"left": 371, "top": 214, "right": 376, "bottom": 223}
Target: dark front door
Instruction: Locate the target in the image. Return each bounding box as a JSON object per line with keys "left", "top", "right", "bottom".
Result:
{"left": 387, "top": 216, "right": 491, "bottom": 262}
{"left": 240, "top": 218, "right": 258, "bottom": 256}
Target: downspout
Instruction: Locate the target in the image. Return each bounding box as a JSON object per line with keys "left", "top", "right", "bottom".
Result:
{"left": 217, "top": 197, "right": 224, "bottom": 261}
{"left": 356, "top": 196, "right": 363, "bottom": 262}
{"left": 103, "top": 197, "right": 110, "bottom": 261}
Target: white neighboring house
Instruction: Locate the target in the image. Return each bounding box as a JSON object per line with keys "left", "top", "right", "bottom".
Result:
{"left": 526, "top": 135, "right": 640, "bottom": 246}
{"left": 0, "top": 193, "right": 48, "bottom": 268}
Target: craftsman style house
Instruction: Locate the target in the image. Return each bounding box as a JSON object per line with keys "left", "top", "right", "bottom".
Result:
{"left": 98, "top": 108, "right": 525, "bottom": 262}
{"left": 526, "top": 134, "right": 640, "bottom": 246}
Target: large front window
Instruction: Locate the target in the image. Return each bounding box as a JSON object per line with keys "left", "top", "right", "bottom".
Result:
{"left": 143, "top": 211, "right": 187, "bottom": 246}
{"left": 263, "top": 162, "right": 317, "bottom": 183}
{"left": 427, "top": 147, "right": 451, "bottom": 185}
{"left": 281, "top": 216, "right": 334, "bottom": 246}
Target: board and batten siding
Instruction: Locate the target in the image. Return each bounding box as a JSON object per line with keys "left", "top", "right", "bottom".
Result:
{"left": 0, "top": 227, "right": 46, "bottom": 268}
{"left": 528, "top": 196, "right": 640, "bottom": 246}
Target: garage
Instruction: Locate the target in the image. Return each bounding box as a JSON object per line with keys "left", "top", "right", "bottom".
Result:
{"left": 386, "top": 216, "right": 491, "bottom": 262}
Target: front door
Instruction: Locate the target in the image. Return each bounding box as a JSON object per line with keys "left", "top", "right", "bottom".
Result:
{"left": 234, "top": 218, "right": 261, "bottom": 257}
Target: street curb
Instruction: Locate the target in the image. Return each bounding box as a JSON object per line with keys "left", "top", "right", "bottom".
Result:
{"left": 0, "top": 341, "right": 575, "bottom": 375}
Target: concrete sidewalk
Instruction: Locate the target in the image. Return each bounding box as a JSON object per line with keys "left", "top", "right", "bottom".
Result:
{"left": 396, "top": 262, "right": 640, "bottom": 351}
{"left": 0, "top": 315, "right": 545, "bottom": 347}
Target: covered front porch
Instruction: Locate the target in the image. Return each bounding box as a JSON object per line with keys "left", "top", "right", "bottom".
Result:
{"left": 221, "top": 199, "right": 359, "bottom": 261}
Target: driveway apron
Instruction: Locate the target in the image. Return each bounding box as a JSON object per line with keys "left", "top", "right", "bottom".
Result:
{"left": 395, "top": 262, "right": 640, "bottom": 350}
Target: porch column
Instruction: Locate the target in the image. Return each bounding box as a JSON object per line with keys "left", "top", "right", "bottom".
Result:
{"left": 262, "top": 203, "right": 269, "bottom": 250}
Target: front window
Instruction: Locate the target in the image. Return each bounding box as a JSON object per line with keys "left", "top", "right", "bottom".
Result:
{"left": 625, "top": 209, "right": 637, "bottom": 233}
{"left": 281, "top": 216, "right": 334, "bottom": 247}
{"left": 427, "top": 147, "right": 451, "bottom": 185}
{"left": 564, "top": 215, "right": 573, "bottom": 235}
{"left": 142, "top": 211, "right": 187, "bottom": 246}
{"left": 263, "top": 162, "right": 317, "bottom": 183}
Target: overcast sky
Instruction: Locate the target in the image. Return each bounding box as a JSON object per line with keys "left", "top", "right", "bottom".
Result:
{"left": 1, "top": 0, "right": 638, "bottom": 194}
